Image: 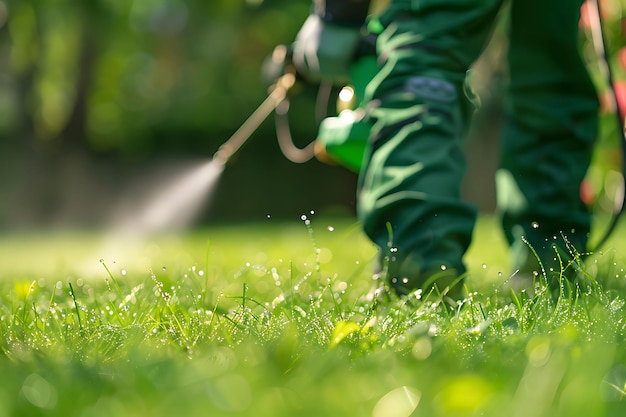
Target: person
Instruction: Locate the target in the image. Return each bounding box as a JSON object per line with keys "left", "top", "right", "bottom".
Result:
{"left": 292, "top": 0, "right": 599, "bottom": 298}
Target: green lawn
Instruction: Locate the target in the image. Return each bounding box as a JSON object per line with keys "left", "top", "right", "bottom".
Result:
{"left": 0, "top": 215, "right": 625, "bottom": 417}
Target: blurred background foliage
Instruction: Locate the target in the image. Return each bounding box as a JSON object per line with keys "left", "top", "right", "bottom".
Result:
{"left": 1, "top": 0, "right": 312, "bottom": 154}
{"left": 0, "top": 0, "right": 624, "bottom": 229}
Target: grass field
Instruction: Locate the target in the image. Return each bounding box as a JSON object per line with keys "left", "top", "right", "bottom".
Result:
{"left": 1, "top": 215, "right": 625, "bottom": 417}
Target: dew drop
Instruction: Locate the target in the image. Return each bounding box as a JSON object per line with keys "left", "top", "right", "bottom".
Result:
{"left": 440, "top": 265, "right": 447, "bottom": 271}
{"left": 531, "top": 222, "right": 540, "bottom": 229}
{"left": 121, "top": 269, "right": 127, "bottom": 276}
{"left": 162, "top": 266, "right": 167, "bottom": 271}
{"left": 300, "top": 215, "right": 307, "bottom": 221}
{"left": 482, "top": 264, "right": 487, "bottom": 269}
{"left": 327, "top": 226, "right": 335, "bottom": 232}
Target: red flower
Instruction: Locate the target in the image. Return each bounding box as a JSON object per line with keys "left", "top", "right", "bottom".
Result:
{"left": 613, "top": 80, "right": 626, "bottom": 120}
{"left": 580, "top": 178, "right": 596, "bottom": 205}
{"left": 580, "top": 0, "right": 617, "bottom": 29}
{"left": 618, "top": 47, "right": 626, "bottom": 72}
{"left": 580, "top": 1, "right": 592, "bottom": 29}
{"left": 599, "top": 79, "right": 626, "bottom": 120}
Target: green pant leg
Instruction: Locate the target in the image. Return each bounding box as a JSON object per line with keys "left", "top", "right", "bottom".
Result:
{"left": 358, "top": 0, "right": 503, "bottom": 295}
{"left": 496, "top": 0, "right": 599, "bottom": 277}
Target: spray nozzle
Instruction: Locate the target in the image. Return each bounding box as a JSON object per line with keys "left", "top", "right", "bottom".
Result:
{"left": 262, "top": 44, "right": 297, "bottom": 89}
{"left": 212, "top": 71, "right": 296, "bottom": 165}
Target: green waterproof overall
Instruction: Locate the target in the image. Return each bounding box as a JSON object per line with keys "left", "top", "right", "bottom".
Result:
{"left": 358, "top": 0, "right": 599, "bottom": 295}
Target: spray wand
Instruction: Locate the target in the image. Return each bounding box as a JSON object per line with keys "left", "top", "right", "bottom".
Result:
{"left": 212, "top": 70, "right": 297, "bottom": 166}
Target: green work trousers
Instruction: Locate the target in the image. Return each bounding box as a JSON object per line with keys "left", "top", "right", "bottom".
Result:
{"left": 357, "top": 0, "right": 598, "bottom": 294}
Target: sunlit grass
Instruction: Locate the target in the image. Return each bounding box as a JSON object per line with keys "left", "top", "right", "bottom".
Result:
{"left": 0, "top": 215, "right": 625, "bottom": 416}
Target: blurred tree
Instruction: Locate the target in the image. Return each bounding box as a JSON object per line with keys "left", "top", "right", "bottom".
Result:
{"left": 0, "top": 0, "right": 311, "bottom": 156}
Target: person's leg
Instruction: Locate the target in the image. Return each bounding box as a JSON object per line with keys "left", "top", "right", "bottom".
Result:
{"left": 497, "top": 0, "right": 599, "bottom": 281}
{"left": 358, "top": 0, "right": 503, "bottom": 296}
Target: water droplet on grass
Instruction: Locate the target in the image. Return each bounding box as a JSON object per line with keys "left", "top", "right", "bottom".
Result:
{"left": 532, "top": 222, "right": 540, "bottom": 229}
{"left": 327, "top": 225, "right": 335, "bottom": 232}
{"left": 121, "top": 269, "right": 127, "bottom": 276}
